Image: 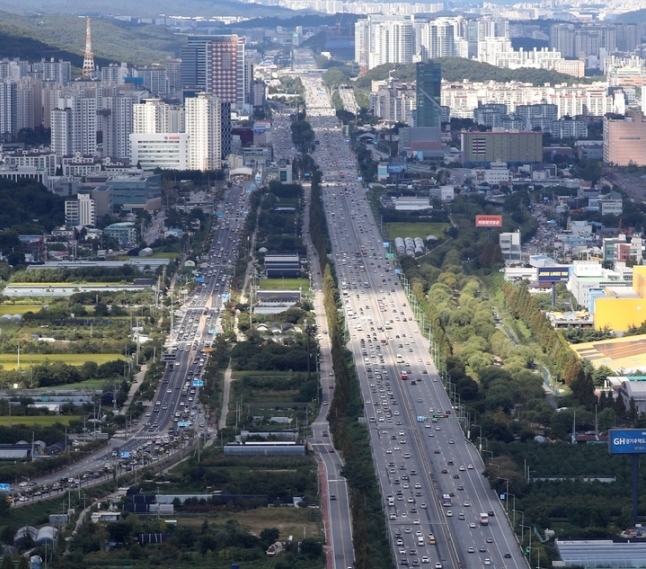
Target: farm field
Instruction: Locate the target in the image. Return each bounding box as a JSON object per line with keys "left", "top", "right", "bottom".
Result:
{"left": 258, "top": 278, "right": 309, "bottom": 291}
{"left": 0, "top": 415, "right": 82, "bottom": 426}
{"left": 0, "top": 305, "right": 42, "bottom": 315}
{"left": 386, "top": 222, "right": 449, "bottom": 240}
{"left": 0, "top": 353, "right": 126, "bottom": 370}
{"left": 179, "top": 507, "right": 322, "bottom": 540}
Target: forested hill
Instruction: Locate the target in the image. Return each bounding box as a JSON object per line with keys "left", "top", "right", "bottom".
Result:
{"left": 353, "top": 57, "right": 597, "bottom": 90}
{"left": 0, "top": 11, "right": 184, "bottom": 67}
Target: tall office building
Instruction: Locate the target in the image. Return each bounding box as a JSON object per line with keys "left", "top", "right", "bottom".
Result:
{"left": 0, "top": 79, "right": 17, "bottom": 139}
{"left": 416, "top": 61, "right": 442, "bottom": 128}
{"left": 180, "top": 35, "right": 246, "bottom": 106}
{"left": 185, "top": 93, "right": 221, "bottom": 171}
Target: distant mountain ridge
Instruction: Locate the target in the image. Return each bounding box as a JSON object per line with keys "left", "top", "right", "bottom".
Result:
{"left": 0, "top": 0, "right": 297, "bottom": 18}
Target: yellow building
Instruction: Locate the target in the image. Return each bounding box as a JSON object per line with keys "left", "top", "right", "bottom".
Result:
{"left": 594, "top": 266, "right": 646, "bottom": 331}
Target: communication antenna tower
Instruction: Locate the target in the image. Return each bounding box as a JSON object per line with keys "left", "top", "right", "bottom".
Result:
{"left": 82, "top": 17, "right": 95, "bottom": 78}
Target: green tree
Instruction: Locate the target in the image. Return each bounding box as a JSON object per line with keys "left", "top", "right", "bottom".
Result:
{"left": 300, "top": 538, "right": 323, "bottom": 559}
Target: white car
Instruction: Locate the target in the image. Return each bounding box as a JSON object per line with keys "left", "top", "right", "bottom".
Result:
{"left": 421, "top": 557, "right": 429, "bottom": 564}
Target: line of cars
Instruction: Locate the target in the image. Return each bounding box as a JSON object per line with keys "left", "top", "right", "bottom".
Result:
{"left": 298, "top": 62, "right": 524, "bottom": 569}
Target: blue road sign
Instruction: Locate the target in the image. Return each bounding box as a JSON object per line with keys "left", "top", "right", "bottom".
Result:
{"left": 221, "top": 294, "right": 229, "bottom": 301}
{"left": 216, "top": 212, "right": 224, "bottom": 218}
{"left": 609, "top": 429, "right": 646, "bottom": 454}
{"left": 119, "top": 451, "right": 131, "bottom": 459}
{"left": 0, "top": 483, "right": 10, "bottom": 492}
{"left": 192, "top": 379, "right": 204, "bottom": 387}
{"left": 178, "top": 421, "right": 190, "bottom": 428}
{"left": 382, "top": 242, "right": 390, "bottom": 248}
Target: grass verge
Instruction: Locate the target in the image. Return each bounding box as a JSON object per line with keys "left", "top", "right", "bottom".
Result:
{"left": 386, "top": 222, "right": 449, "bottom": 240}
{"left": 258, "top": 278, "right": 310, "bottom": 291}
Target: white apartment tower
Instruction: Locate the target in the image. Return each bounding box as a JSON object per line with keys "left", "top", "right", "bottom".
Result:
{"left": 51, "top": 96, "right": 97, "bottom": 157}
{"left": 185, "top": 93, "right": 221, "bottom": 171}
{"left": 133, "top": 98, "right": 185, "bottom": 134}
{"left": 419, "top": 19, "right": 457, "bottom": 59}
{"left": 355, "top": 16, "right": 416, "bottom": 70}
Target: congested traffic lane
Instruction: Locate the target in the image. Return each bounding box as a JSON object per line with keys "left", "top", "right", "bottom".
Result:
{"left": 295, "top": 49, "right": 527, "bottom": 569}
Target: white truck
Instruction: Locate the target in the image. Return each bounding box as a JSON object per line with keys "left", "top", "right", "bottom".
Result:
{"left": 479, "top": 513, "right": 489, "bottom": 526}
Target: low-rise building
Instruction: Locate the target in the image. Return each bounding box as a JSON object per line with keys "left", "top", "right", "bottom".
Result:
{"left": 104, "top": 222, "right": 137, "bottom": 246}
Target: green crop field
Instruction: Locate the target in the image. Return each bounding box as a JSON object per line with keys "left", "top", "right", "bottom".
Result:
{"left": 386, "top": 222, "right": 449, "bottom": 240}
{"left": 258, "top": 278, "right": 310, "bottom": 291}
{"left": 0, "top": 353, "right": 126, "bottom": 370}
{"left": 0, "top": 416, "right": 81, "bottom": 426}
{"left": 49, "top": 379, "right": 112, "bottom": 390}
{"left": 0, "top": 304, "right": 42, "bottom": 315}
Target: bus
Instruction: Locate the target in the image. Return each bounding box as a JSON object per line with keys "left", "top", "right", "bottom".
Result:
{"left": 442, "top": 494, "right": 451, "bottom": 507}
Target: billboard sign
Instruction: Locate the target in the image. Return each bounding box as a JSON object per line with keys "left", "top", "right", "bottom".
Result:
{"left": 609, "top": 429, "right": 646, "bottom": 454}
{"left": 537, "top": 267, "right": 570, "bottom": 283}
{"left": 475, "top": 215, "right": 503, "bottom": 228}
{"left": 387, "top": 163, "right": 407, "bottom": 174}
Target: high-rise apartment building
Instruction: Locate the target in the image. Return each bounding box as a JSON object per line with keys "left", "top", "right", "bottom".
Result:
{"left": 354, "top": 16, "right": 416, "bottom": 70}
{"left": 0, "top": 79, "right": 17, "bottom": 139}
{"left": 419, "top": 19, "right": 456, "bottom": 59}
{"left": 30, "top": 59, "right": 72, "bottom": 85}
{"left": 134, "top": 68, "right": 169, "bottom": 97}
{"left": 416, "top": 61, "right": 442, "bottom": 128}
{"left": 185, "top": 93, "right": 221, "bottom": 171}
{"left": 51, "top": 96, "right": 97, "bottom": 157}
{"left": 99, "top": 91, "right": 147, "bottom": 160}
{"left": 180, "top": 35, "right": 246, "bottom": 106}
{"left": 16, "top": 77, "right": 43, "bottom": 132}
{"left": 133, "top": 98, "right": 185, "bottom": 134}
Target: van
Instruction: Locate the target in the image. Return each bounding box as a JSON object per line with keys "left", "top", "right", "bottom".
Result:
{"left": 396, "top": 354, "right": 403, "bottom": 363}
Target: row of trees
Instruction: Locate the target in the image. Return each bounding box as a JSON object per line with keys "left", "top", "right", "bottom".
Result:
{"left": 309, "top": 165, "right": 393, "bottom": 569}
{"left": 502, "top": 282, "right": 582, "bottom": 384}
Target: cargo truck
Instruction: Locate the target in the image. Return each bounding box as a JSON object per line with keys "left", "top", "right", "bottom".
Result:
{"left": 480, "top": 513, "right": 489, "bottom": 525}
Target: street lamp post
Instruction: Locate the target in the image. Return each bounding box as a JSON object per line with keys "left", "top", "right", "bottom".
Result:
{"left": 497, "top": 477, "right": 509, "bottom": 513}
{"left": 471, "top": 423, "right": 482, "bottom": 453}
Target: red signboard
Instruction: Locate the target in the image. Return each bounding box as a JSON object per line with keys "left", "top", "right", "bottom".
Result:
{"left": 475, "top": 215, "right": 503, "bottom": 228}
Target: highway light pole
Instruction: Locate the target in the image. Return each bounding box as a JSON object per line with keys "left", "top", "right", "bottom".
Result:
{"left": 471, "top": 423, "right": 482, "bottom": 453}
{"left": 497, "top": 477, "right": 509, "bottom": 513}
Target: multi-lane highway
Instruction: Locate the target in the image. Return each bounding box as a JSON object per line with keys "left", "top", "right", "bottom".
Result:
{"left": 13, "top": 182, "right": 252, "bottom": 501}
{"left": 119, "top": 182, "right": 251, "bottom": 450}
{"left": 280, "top": 50, "right": 528, "bottom": 569}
